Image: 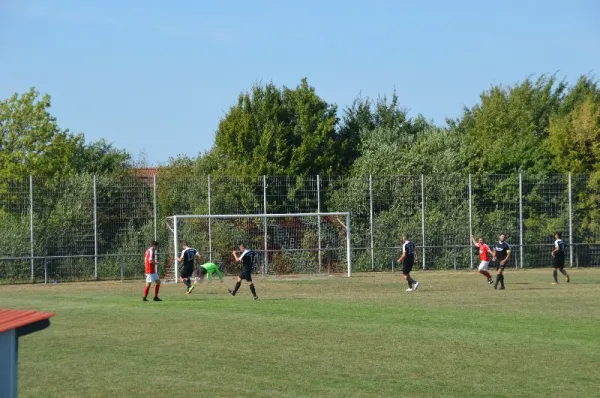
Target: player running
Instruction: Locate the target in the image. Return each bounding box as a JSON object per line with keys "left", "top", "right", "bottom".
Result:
{"left": 492, "top": 233, "right": 511, "bottom": 290}
{"left": 196, "top": 262, "right": 224, "bottom": 283}
{"left": 177, "top": 241, "right": 201, "bottom": 294}
{"left": 228, "top": 244, "right": 258, "bottom": 300}
{"left": 552, "top": 232, "right": 571, "bottom": 285}
{"left": 143, "top": 240, "right": 162, "bottom": 301}
{"left": 471, "top": 234, "right": 494, "bottom": 284}
{"left": 397, "top": 234, "right": 420, "bottom": 292}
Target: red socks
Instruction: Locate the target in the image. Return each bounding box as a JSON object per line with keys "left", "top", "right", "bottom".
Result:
{"left": 481, "top": 271, "right": 491, "bottom": 278}
{"left": 144, "top": 284, "right": 161, "bottom": 299}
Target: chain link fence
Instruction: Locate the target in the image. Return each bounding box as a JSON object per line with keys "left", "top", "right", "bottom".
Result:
{"left": 0, "top": 173, "right": 598, "bottom": 283}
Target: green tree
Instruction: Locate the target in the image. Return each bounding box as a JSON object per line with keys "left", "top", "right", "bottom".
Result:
{"left": 548, "top": 90, "right": 600, "bottom": 243}
{"left": 214, "top": 78, "right": 342, "bottom": 176}
{"left": 548, "top": 93, "right": 600, "bottom": 173}
{"left": 73, "top": 139, "right": 131, "bottom": 174}
{"left": 0, "top": 88, "right": 83, "bottom": 180}
{"left": 458, "top": 75, "right": 567, "bottom": 174}
{"left": 337, "top": 91, "right": 420, "bottom": 171}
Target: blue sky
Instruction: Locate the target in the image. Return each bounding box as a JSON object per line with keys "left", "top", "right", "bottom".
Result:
{"left": 1, "top": 0, "right": 598, "bottom": 165}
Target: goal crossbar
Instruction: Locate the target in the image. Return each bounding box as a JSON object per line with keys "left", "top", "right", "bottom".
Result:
{"left": 167, "top": 212, "right": 352, "bottom": 279}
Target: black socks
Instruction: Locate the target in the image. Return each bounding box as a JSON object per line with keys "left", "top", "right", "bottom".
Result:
{"left": 249, "top": 284, "right": 257, "bottom": 297}
{"left": 232, "top": 281, "right": 241, "bottom": 294}
{"left": 553, "top": 270, "right": 558, "bottom": 283}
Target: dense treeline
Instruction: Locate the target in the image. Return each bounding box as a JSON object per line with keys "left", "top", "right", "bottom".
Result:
{"left": 0, "top": 75, "right": 598, "bottom": 280}
{"left": 183, "top": 74, "right": 600, "bottom": 249}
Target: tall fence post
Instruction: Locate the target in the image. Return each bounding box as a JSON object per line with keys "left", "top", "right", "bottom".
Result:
{"left": 316, "top": 175, "right": 322, "bottom": 273}
{"left": 568, "top": 172, "right": 573, "bottom": 267}
{"left": 153, "top": 175, "right": 157, "bottom": 241}
{"left": 468, "top": 174, "right": 473, "bottom": 269}
{"left": 173, "top": 216, "right": 179, "bottom": 282}
{"left": 263, "top": 175, "right": 268, "bottom": 276}
{"left": 93, "top": 175, "right": 98, "bottom": 280}
{"left": 421, "top": 174, "right": 426, "bottom": 270}
{"left": 519, "top": 173, "right": 524, "bottom": 269}
{"left": 29, "top": 175, "right": 34, "bottom": 282}
{"left": 346, "top": 213, "right": 352, "bottom": 278}
{"left": 369, "top": 175, "right": 375, "bottom": 271}
{"left": 207, "top": 175, "right": 212, "bottom": 263}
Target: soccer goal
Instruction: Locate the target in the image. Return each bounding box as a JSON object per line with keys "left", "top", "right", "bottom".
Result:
{"left": 164, "top": 212, "right": 351, "bottom": 282}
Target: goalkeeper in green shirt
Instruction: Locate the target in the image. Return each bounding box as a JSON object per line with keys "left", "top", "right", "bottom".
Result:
{"left": 195, "top": 262, "right": 224, "bottom": 284}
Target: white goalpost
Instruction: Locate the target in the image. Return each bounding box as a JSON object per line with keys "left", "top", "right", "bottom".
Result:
{"left": 165, "top": 212, "right": 351, "bottom": 282}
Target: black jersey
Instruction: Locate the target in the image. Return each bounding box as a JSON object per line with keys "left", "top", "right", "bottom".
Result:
{"left": 180, "top": 248, "right": 198, "bottom": 267}
{"left": 239, "top": 249, "right": 256, "bottom": 271}
{"left": 494, "top": 241, "right": 511, "bottom": 261}
{"left": 402, "top": 241, "right": 416, "bottom": 261}
{"left": 554, "top": 239, "right": 566, "bottom": 257}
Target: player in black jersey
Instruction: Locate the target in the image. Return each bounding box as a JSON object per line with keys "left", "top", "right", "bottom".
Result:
{"left": 228, "top": 244, "right": 258, "bottom": 300}
{"left": 177, "top": 241, "right": 201, "bottom": 294}
{"left": 397, "top": 234, "right": 420, "bottom": 292}
{"left": 491, "top": 234, "right": 511, "bottom": 290}
{"left": 552, "top": 232, "right": 570, "bottom": 284}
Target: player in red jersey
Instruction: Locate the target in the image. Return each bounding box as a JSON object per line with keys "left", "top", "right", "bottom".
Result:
{"left": 143, "top": 240, "right": 162, "bottom": 301}
{"left": 471, "top": 234, "right": 494, "bottom": 284}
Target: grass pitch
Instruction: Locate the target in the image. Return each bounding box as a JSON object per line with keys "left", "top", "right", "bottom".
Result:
{"left": 1, "top": 269, "right": 599, "bottom": 397}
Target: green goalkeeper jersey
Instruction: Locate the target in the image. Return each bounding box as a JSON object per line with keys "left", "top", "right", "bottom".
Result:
{"left": 200, "top": 262, "right": 223, "bottom": 279}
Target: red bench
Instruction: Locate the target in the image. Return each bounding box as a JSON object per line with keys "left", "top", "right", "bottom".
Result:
{"left": 0, "top": 309, "right": 55, "bottom": 398}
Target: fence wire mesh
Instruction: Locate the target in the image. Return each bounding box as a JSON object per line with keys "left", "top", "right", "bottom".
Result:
{"left": 1, "top": 173, "right": 599, "bottom": 283}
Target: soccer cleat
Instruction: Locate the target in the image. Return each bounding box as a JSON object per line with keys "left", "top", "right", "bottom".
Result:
{"left": 566, "top": 275, "right": 570, "bottom": 283}
{"left": 412, "top": 281, "right": 420, "bottom": 291}
{"left": 253, "top": 296, "right": 258, "bottom": 300}
{"left": 228, "top": 289, "right": 236, "bottom": 296}
{"left": 488, "top": 279, "right": 494, "bottom": 284}
{"left": 153, "top": 297, "right": 162, "bottom": 301}
{"left": 405, "top": 288, "right": 413, "bottom": 292}
{"left": 143, "top": 297, "right": 148, "bottom": 301}
{"left": 499, "top": 286, "right": 505, "bottom": 290}
{"left": 187, "top": 285, "right": 195, "bottom": 294}
{"left": 552, "top": 282, "right": 558, "bottom": 285}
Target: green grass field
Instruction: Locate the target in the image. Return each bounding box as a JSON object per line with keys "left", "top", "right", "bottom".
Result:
{"left": 2, "top": 269, "right": 599, "bottom": 398}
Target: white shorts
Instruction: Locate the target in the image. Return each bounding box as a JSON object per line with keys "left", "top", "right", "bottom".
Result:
{"left": 478, "top": 261, "right": 490, "bottom": 271}
{"left": 145, "top": 273, "right": 160, "bottom": 283}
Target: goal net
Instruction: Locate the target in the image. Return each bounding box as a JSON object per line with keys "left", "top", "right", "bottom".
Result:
{"left": 164, "top": 212, "right": 351, "bottom": 282}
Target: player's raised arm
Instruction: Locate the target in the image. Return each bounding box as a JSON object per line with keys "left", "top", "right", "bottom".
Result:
{"left": 471, "top": 234, "right": 478, "bottom": 246}
{"left": 232, "top": 250, "right": 240, "bottom": 262}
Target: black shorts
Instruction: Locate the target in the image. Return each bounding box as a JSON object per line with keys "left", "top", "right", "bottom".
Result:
{"left": 239, "top": 267, "right": 252, "bottom": 282}
{"left": 181, "top": 266, "right": 194, "bottom": 278}
{"left": 553, "top": 255, "right": 565, "bottom": 269}
{"left": 402, "top": 259, "right": 414, "bottom": 275}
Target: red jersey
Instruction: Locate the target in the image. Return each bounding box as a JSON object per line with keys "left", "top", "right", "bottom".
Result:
{"left": 145, "top": 247, "right": 157, "bottom": 274}
{"left": 478, "top": 243, "right": 490, "bottom": 261}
